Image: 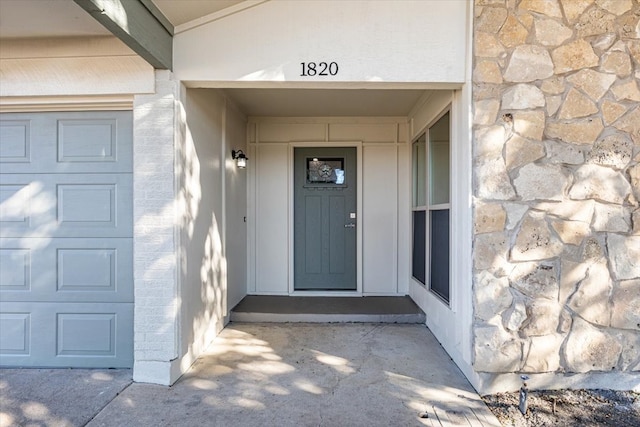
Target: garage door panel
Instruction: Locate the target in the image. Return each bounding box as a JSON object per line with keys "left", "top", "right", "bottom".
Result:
{"left": 57, "top": 313, "right": 116, "bottom": 356}
{"left": 0, "top": 174, "right": 132, "bottom": 238}
{"left": 0, "top": 302, "right": 133, "bottom": 368}
{"left": 1, "top": 238, "right": 133, "bottom": 303}
{"left": 58, "top": 119, "right": 117, "bottom": 163}
{"left": 1, "top": 109, "right": 133, "bottom": 368}
{"left": 0, "top": 183, "right": 30, "bottom": 226}
{"left": 0, "top": 112, "right": 132, "bottom": 174}
{"left": 0, "top": 120, "right": 30, "bottom": 163}
{"left": 0, "top": 248, "right": 30, "bottom": 291}
{"left": 59, "top": 183, "right": 117, "bottom": 225}
{"left": 0, "top": 312, "right": 30, "bottom": 356}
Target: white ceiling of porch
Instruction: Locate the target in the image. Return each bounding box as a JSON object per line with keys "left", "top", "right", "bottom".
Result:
{"left": 222, "top": 88, "right": 428, "bottom": 117}
{"left": 0, "top": 0, "right": 432, "bottom": 118}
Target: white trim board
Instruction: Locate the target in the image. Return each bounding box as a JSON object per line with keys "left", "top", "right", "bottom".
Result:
{"left": 0, "top": 95, "right": 133, "bottom": 113}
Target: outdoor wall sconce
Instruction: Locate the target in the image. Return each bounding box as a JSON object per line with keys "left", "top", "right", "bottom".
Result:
{"left": 231, "top": 149, "right": 248, "bottom": 169}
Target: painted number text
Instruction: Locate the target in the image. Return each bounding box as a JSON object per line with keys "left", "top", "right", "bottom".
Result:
{"left": 300, "top": 62, "right": 339, "bottom": 77}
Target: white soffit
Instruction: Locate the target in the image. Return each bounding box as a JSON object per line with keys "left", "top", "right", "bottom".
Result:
{"left": 222, "top": 88, "right": 430, "bottom": 117}
{"left": 153, "top": 0, "right": 249, "bottom": 27}
{"left": 0, "top": 0, "right": 111, "bottom": 38}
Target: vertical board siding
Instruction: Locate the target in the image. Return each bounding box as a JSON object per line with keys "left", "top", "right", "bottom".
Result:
{"left": 251, "top": 120, "right": 402, "bottom": 295}
{"left": 255, "top": 144, "right": 289, "bottom": 293}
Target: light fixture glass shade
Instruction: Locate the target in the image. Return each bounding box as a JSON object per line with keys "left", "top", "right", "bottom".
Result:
{"left": 236, "top": 156, "right": 247, "bottom": 168}
{"left": 232, "top": 149, "right": 248, "bottom": 169}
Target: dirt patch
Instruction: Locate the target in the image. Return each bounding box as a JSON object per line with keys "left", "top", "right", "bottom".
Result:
{"left": 482, "top": 389, "right": 640, "bottom": 427}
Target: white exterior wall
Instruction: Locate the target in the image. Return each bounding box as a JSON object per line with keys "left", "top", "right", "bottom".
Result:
{"left": 0, "top": 37, "right": 153, "bottom": 99}
{"left": 176, "top": 88, "right": 226, "bottom": 379}
{"left": 175, "top": 88, "right": 248, "bottom": 379}
{"left": 225, "top": 103, "right": 249, "bottom": 310}
{"left": 132, "top": 71, "right": 181, "bottom": 384}
{"left": 248, "top": 118, "right": 407, "bottom": 295}
{"left": 174, "top": 0, "right": 467, "bottom": 86}
{"left": 134, "top": 82, "right": 248, "bottom": 385}
{"left": 408, "top": 88, "right": 475, "bottom": 387}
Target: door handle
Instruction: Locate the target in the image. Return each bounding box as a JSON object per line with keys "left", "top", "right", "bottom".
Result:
{"left": 344, "top": 223, "right": 356, "bottom": 228}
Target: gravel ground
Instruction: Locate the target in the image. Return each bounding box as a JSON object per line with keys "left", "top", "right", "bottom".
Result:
{"left": 482, "top": 389, "right": 639, "bottom": 427}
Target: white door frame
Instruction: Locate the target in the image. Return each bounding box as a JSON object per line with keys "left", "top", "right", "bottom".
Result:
{"left": 287, "top": 141, "right": 363, "bottom": 295}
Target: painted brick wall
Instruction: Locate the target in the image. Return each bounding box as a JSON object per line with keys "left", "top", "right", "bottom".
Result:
{"left": 133, "top": 70, "right": 180, "bottom": 384}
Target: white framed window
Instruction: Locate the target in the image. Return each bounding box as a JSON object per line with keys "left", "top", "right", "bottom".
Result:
{"left": 412, "top": 109, "right": 451, "bottom": 304}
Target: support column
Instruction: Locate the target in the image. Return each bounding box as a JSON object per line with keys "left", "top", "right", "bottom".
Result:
{"left": 132, "top": 70, "right": 181, "bottom": 385}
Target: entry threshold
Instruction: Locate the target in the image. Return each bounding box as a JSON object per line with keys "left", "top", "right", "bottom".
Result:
{"left": 230, "top": 296, "right": 426, "bottom": 323}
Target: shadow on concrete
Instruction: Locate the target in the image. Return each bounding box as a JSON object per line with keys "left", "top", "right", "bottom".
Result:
{"left": 0, "top": 368, "right": 131, "bottom": 427}
{"left": 86, "top": 324, "right": 499, "bottom": 426}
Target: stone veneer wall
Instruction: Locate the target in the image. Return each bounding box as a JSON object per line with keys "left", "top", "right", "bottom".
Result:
{"left": 472, "top": 0, "right": 640, "bottom": 382}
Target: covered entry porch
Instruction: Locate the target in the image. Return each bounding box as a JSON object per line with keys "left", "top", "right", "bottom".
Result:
{"left": 131, "top": 0, "right": 475, "bottom": 388}
{"left": 166, "top": 82, "right": 474, "bottom": 386}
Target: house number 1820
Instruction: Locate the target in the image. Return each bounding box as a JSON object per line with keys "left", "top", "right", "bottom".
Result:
{"left": 300, "top": 62, "right": 339, "bottom": 76}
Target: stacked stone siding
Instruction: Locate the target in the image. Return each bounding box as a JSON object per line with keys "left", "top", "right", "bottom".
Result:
{"left": 472, "top": 0, "right": 639, "bottom": 376}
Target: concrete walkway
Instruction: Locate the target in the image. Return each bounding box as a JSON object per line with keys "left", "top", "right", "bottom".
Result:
{"left": 1, "top": 324, "right": 501, "bottom": 426}
{"left": 0, "top": 368, "right": 132, "bottom": 427}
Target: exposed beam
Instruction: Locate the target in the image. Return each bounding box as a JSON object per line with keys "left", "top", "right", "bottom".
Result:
{"left": 74, "top": 0, "right": 173, "bottom": 70}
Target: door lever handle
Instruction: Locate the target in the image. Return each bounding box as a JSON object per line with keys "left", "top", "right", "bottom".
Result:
{"left": 344, "top": 223, "right": 356, "bottom": 228}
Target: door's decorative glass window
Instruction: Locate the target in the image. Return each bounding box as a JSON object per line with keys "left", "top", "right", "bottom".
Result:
{"left": 306, "top": 158, "right": 345, "bottom": 184}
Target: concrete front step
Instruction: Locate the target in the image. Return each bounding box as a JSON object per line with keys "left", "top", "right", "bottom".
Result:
{"left": 230, "top": 295, "right": 426, "bottom": 323}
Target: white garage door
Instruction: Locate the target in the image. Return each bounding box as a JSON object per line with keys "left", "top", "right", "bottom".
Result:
{"left": 0, "top": 111, "right": 133, "bottom": 368}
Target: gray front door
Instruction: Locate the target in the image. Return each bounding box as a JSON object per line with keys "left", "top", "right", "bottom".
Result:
{"left": 294, "top": 147, "right": 357, "bottom": 290}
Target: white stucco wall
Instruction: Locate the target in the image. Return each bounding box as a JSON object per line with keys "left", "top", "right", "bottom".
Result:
{"left": 175, "top": 88, "right": 248, "bottom": 379}
{"left": 225, "top": 104, "right": 249, "bottom": 311}
{"left": 173, "top": 0, "right": 468, "bottom": 86}
{"left": 176, "top": 88, "right": 226, "bottom": 375}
